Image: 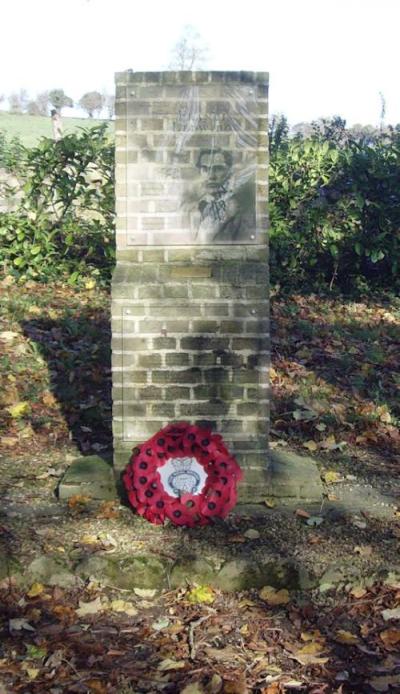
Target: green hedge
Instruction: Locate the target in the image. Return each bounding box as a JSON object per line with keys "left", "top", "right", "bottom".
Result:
{"left": 1, "top": 118, "right": 399, "bottom": 292}
{"left": 0, "top": 124, "right": 115, "bottom": 285}
{"left": 269, "top": 117, "right": 400, "bottom": 291}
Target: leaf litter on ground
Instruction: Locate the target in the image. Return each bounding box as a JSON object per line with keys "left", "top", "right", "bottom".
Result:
{"left": 2, "top": 580, "right": 400, "bottom": 692}
{"left": 1, "top": 283, "right": 400, "bottom": 690}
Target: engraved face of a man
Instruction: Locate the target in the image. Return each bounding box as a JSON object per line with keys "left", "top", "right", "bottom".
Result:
{"left": 197, "top": 149, "right": 232, "bottom": 194}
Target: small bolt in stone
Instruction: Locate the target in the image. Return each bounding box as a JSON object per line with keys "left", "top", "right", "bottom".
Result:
{"left": 130, "top": 91, "right": 136, "bottom": 96}
{"left": 250, "top": 234, "right": 255, "bottom": 240}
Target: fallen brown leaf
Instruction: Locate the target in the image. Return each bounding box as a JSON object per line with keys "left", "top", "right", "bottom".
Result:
{"left": 1, "top": 437, "right": 18, "bottom": 447}
{"left": 97, "top": 500, "right": 120, "bottom": 519}
{"left": 76, "top": 596, "right": 104, "bottom": 617}
{"left": 86, "top": 680, "right": 108, "bottom": 694}
{"left": 296, "top": 641, "right": 325, "bottom": 655}
{"left": 222, "top": 672, "right": 248, "bottom": 694}
{"left": 157, "top": 658, "right": 186, "bottom": 671}
{"left": 52, "top": 605, "right": 77, "bottom": 623}
{"left": 261, "top": 683, "right": 280, "bottom": 694}
{"left": 368, "top": 675, "right": 400, "bottom": 692}
{"left": 290, "top": 652, "right": 329, "bottom": 666}
{"left": 42, "top": 391, "right": 57, "bottom": 407}
{"left": 350, "top": 585, "right": 367, "bottom": 599}
{"left": 335, "top": 629, "right": 359, "bottom": 645}
{"left": 26, "top": 582, "right": 45, "bottom": 598}
{"left": 380, "top": 628, "right": 400, "bottom": 647}
{"left": 300, "top": 629, "right": 324, "bottom": 642}
{"left": 295, "top": 508, "right": 311, "bottom": 519}
{"left": 67, "top": 494, "right": 91, "bottom": 508}
{"left": 259, "top": 586, "right": 290, "bottom": 605}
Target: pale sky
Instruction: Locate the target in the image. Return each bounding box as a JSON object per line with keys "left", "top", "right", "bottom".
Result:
{"left": 2, "top": 0, "right": 399, "bottom": 126}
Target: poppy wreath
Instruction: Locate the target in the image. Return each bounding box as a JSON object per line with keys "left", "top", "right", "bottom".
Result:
{"left": 123, "top": 422, "right": 243, "bottom": 527}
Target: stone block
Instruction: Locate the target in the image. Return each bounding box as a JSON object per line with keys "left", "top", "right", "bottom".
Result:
{"left": 26, "top": 556, "right": 72, "bottom": 584}
{"left": 75, "top": 555, "right": 167, "bottom": 590}
{"left": 231, "top": 369, "right": 260, "bottom": 384}
{"left": 138, "top": 354, "right": 162, "bottom": 368}
{"left": 180, "top": 336, "right": 229, "bottom": 351}
{"left": 163, "top": 285, "right": 189, "bottom": 299}
{"left": 266, "top": 450, "right": 323, "bottom": 501}
{"left": 165, "top": 386, "right": 191, "bottom": 400}
{"left": 141, "top": 249, "right": 165, "bottom": 262}
{"left": 165, "top": 352, "right": 190, "bottom": 366}
{"left": 191, "top": 285, "right": 218, "bottom": 299}
{"left": 215, "top": 559, "right": 262, "bottom": 591}
{"left": 58, "top": 456, "right": 117, "bottom": 501}
{"left": 138, "top": 285, "right": 163, "bottom": 299}
{"left": 203, "top": 303, "right": 230, "bottom": 316}
{"left": 169, "top": 266, "right": 212, "bottom": 279}
{"left": 152, "top": 369, "right": 202, "bottom": 384}
{"left": 153, "top": 337, "right": 176, "bottom": 349}
{"left": 192, "top": 320, "right": 219, "bottom": 333}
{"left": 170, "top": 556, "right": 216, "bottom": 588}
{"left": 150, "top": 403, "right": 176, "bottom": 417}
{"left": 138, "top": 386, "right": 163, "bottom": 400}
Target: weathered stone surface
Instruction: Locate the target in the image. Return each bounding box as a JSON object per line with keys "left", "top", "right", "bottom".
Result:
{"left": 58, "top": 456, "right": 117, "bottom": 500}
{"left": 215, "top": 558, "right": 261, "bottom": 591}
{"left": 47, "top": 572, "right": 82, "bottom": 588}
{"left": 257, "top": 560, "right": 302, "bottom": 590}
{"left": 266, "top": 450, "right": 323, "bottom": 501}
{"left": 2, "top": 503, "right": 63, "bottom": 518}
{"left": 237, "top": 467, "right": 271, "bottom": 503}
{"left": 170, "top": 556, "right": 216, "bottom": 588}
{"left": 74, "top": 556, "right": 110, "bottom": 582}
{"left": 75, "top": 554, "right": 167, "bottom": 589}
{"left": 26, "top": 556, "right": 70, "bottom": 583}
{"left": 215, "top": 557, "right": 302, "bottom": 591}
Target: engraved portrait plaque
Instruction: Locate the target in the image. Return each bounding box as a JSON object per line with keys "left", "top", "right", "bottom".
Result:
{"left": 115, "top": 72, "right": 268, "bottom": 246}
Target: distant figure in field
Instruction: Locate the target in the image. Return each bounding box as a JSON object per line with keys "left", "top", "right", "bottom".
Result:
{"left": 51, "top": 109, "right": 63, "bottom": 141}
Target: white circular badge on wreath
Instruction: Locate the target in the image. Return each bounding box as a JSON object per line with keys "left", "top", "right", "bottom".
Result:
{"left": 158, "top": 457, "right": 208, "bottom": 498}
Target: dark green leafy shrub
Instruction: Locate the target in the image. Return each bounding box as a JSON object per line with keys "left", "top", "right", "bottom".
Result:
{"left": 0, "top": 130, "right": 26, "bottom": 172}
{"left": 269, "top": 117, "right": 400, "bottom": 291}
{"left": 0, "top": 124, "right": 114, "bottom": 284}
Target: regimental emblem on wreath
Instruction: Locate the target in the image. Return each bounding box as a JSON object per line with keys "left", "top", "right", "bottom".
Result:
{"left": 168, "top": 457, "right": 201, "bottom": 496}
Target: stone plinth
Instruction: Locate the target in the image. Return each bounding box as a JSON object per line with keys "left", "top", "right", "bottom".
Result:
{"left": 112, "top": 71, "right": 269, "bottom": 501}
{"left": 58, "top": 456, "right": 116, "bottom": 500}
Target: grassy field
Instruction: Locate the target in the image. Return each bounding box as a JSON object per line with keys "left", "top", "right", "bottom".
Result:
{"left": 0, "top": 111, "right": 111, "bottom": 147}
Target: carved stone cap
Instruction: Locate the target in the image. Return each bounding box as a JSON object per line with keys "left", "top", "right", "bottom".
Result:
{"left": 115, "top": 71, "right": 269, "bottom": 86}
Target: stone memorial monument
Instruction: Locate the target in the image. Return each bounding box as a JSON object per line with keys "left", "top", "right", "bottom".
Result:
{"left": 112, "top": 70, "right": 270, "bottom": 502}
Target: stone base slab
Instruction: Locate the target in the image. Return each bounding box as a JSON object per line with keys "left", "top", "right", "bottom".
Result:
{"left": 8, "top": 550, "right": 398, "bottom": 595}
{"left": 58, "top": 456, "right": 117, "bottom": 501}
{"left": 58, "top": 448, "right": 322, "bottom": 506}
{"left": 266, "top": 450, "right": 323, "bottom": 502}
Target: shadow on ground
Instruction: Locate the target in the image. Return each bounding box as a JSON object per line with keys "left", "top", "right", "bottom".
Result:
{"left": 22, "top": 309, "right": 112, "bottom": 457}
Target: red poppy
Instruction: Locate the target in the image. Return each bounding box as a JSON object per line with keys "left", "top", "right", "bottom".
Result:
{"left": 122, "top": 422, "right": 243, "bottom": 526}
